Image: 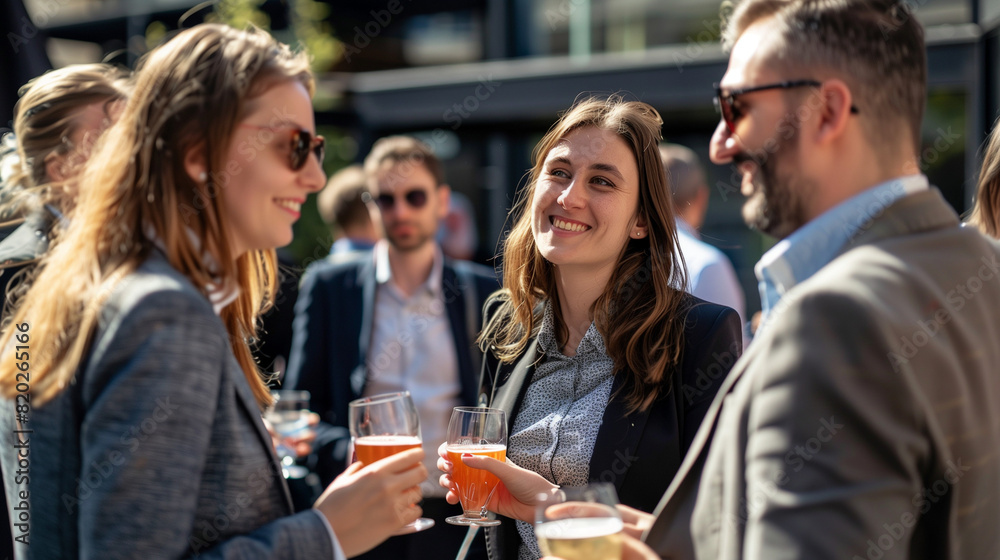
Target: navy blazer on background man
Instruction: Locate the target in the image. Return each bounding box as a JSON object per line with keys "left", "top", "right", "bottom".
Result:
{"left": 285, "top": 249, "right": 499, "bottom": 485}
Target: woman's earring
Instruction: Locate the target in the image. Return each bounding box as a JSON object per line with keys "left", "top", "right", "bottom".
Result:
{"left": 198, "top": 171, "right": 207, "bottom": 183}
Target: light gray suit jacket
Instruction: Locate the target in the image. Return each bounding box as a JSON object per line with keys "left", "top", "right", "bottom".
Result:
{"left": 0, "top": 250, "right": 333, "bottom": 559}
{"left": 645, "top": 189, "right": 1000, "bottom": 559}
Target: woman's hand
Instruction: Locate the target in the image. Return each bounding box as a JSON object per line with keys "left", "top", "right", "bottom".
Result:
{"left": 316, "top": 447, "right": 426, "bottom": 557}
{"left": 437, "top": 442, "right": 557, "bottom": 522}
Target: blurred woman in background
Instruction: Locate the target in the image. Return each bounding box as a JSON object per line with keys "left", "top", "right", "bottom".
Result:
{"left": 0, "top": 63, "right": 129, "bottom": 320}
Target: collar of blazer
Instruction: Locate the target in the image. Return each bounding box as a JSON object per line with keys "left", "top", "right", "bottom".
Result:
{"left": 482, "top": 334, "right": 662, "bottom": 502}
{"left": 644, "top": 186, "right": 961, "bottom": 541}
{"left": 836, "top": 188, "right": 958, "bottom": 258}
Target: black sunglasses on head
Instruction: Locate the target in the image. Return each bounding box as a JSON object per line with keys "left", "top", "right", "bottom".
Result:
{"left": 374, "top": 189, "right": 429, "bottom": 210}
{"left": 713, "top": 80, "right": 860, "bottom": 134}
{"left": 239, "top": 124, "right": 325, "bottom": 170}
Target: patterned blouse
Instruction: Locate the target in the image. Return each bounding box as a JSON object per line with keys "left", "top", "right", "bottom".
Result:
{"left": 507, "top": 301, "right": 616, "bottom": 560}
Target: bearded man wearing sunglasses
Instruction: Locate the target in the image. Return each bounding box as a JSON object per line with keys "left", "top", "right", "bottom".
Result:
{"left": 285, "top": 135, "right": 498, "bottom": 560}
{"left": 557, "top": 0, "right": 1000, "bottom": 558}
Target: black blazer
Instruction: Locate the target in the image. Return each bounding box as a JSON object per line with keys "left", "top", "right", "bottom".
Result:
{"left": 479, "top": 294, "right": 742, "bottom": 560}
{"left": 0, "top": 206, "right": 57, "bottom": 320}
{"left": 284, "top": 250, "right": 500, "bottom": 485}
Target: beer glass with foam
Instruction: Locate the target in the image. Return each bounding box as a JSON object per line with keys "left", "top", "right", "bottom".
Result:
{"left": 534, "top": 483, "right": 624, "bottom": 560}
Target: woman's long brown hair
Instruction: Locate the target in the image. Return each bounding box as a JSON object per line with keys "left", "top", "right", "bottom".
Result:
{"left": 480, "top": 95, "right": 688, "bottom": 413}
{"left": 0, "top": 24, "right": 313, "bottom": 408}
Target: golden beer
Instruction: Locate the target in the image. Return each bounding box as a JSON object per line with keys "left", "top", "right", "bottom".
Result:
{"left": 354, "top": 435, "right": 422, "bottom": 465}
{"left": 536, "top": 517, "right": 624, "bottom": 560}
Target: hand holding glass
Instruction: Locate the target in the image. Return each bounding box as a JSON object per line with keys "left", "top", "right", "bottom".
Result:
{"left": 265, "top": 390, "right": 312, "bottom": 478}
{"left": 348, "top": 391, "right": 434, "bottom": 534}
{"left": 445, "top": 406, "right": 507, "bottom": 526}
{"left": 535, "top": 483, "right": 624, "bottom": 560}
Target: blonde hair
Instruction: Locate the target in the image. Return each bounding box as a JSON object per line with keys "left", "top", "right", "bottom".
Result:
{"left": 0, "top": 24, "right": 313, "bottom": 408}
{"left": 2, "top": 63, "right": 129, "bottom": 216}
{"left": 480, "top": 95, "right": 688, "bottom": 413}
{"left": 969, "top": 117, "right": 1000, "bottom": 238}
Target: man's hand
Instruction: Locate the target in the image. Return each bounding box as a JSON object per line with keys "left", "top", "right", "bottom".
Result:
{"left": 617, "top": 504, "right": 655, "bottom": 539}
{"left": 437, "top": 441, "right": 557, "bottom": 522}
{"left": 315, "top": 447, "right": 426, "bottom": 557}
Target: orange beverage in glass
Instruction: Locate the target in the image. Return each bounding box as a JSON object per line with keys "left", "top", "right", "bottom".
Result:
{"left": 446, "top": 444, "right": 506, "bottom": 517}
{"left": 355, "top": 435, "right": 422, "bottom": 465}
{"left": 445, "top": 407, "right": 507, "bottom": 527}
{"left": 349, "top": 392, "right": 434, "bottom": 534}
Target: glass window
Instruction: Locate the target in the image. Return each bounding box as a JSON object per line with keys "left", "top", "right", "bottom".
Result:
{"left": 524, "top": 0, "right": 972, "bottom": 57}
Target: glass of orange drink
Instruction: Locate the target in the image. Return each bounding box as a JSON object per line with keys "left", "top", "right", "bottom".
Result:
{"left": 444, "top": 406, "right": 508, "bottom": 527}
{"left": 348, "top": 391, "right": 434, "bottom": 534}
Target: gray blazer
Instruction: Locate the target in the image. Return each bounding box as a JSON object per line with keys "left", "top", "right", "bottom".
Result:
{"left": 0, "top": 250, "right": 332, "bottom": 559}
{"left": 645, "top": 189, "right": 1000, "bottom": 559}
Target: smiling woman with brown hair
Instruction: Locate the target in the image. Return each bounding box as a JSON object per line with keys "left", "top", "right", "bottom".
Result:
{"left": 439, "top": 95, "right": 743, "bottom": 560}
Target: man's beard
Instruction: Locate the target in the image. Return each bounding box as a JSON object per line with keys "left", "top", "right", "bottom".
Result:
{"left": 737, "top": 127, "right": 811, "bottom": 239}
{"left": 385, "top": 224, "right": 432, "bottom": 252}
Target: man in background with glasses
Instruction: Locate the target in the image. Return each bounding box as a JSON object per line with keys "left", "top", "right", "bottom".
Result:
{"left": 285, "top": 135, "right": 497, "bottom": 560}
{"left": 629, "top": 0, "right": 1000, "bottom": 558}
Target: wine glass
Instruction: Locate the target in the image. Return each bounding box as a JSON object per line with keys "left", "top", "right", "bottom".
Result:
{"left": 534, "top": 483, "right": 624, "bottom": 560}
{"left": 444, "top": 406, "right": 507, "bottom": 526}
{"left": 265, "top": 390, "right": 313, "bottom": 479}
{"left": 348, "top": 391, "right": 434, "bottom": 534}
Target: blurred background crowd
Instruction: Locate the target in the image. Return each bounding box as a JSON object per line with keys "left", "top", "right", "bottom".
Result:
{"left": 1, "top": 0, "right": 993, "bottom": 322}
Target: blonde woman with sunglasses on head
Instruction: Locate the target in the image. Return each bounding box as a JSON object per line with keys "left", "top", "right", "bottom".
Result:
{"left": 0, "top": 24, "right": 425, "bottom": 560}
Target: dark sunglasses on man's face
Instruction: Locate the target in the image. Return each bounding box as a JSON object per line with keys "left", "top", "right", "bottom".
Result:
{"left": 239, "top": 124, "right": 325, "bottom": 171}
{"left": 713, "top": 80, "right": 859, "bottom": 134}
{"left": 374, "top": 189, "right": 429, "bottom": 210}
